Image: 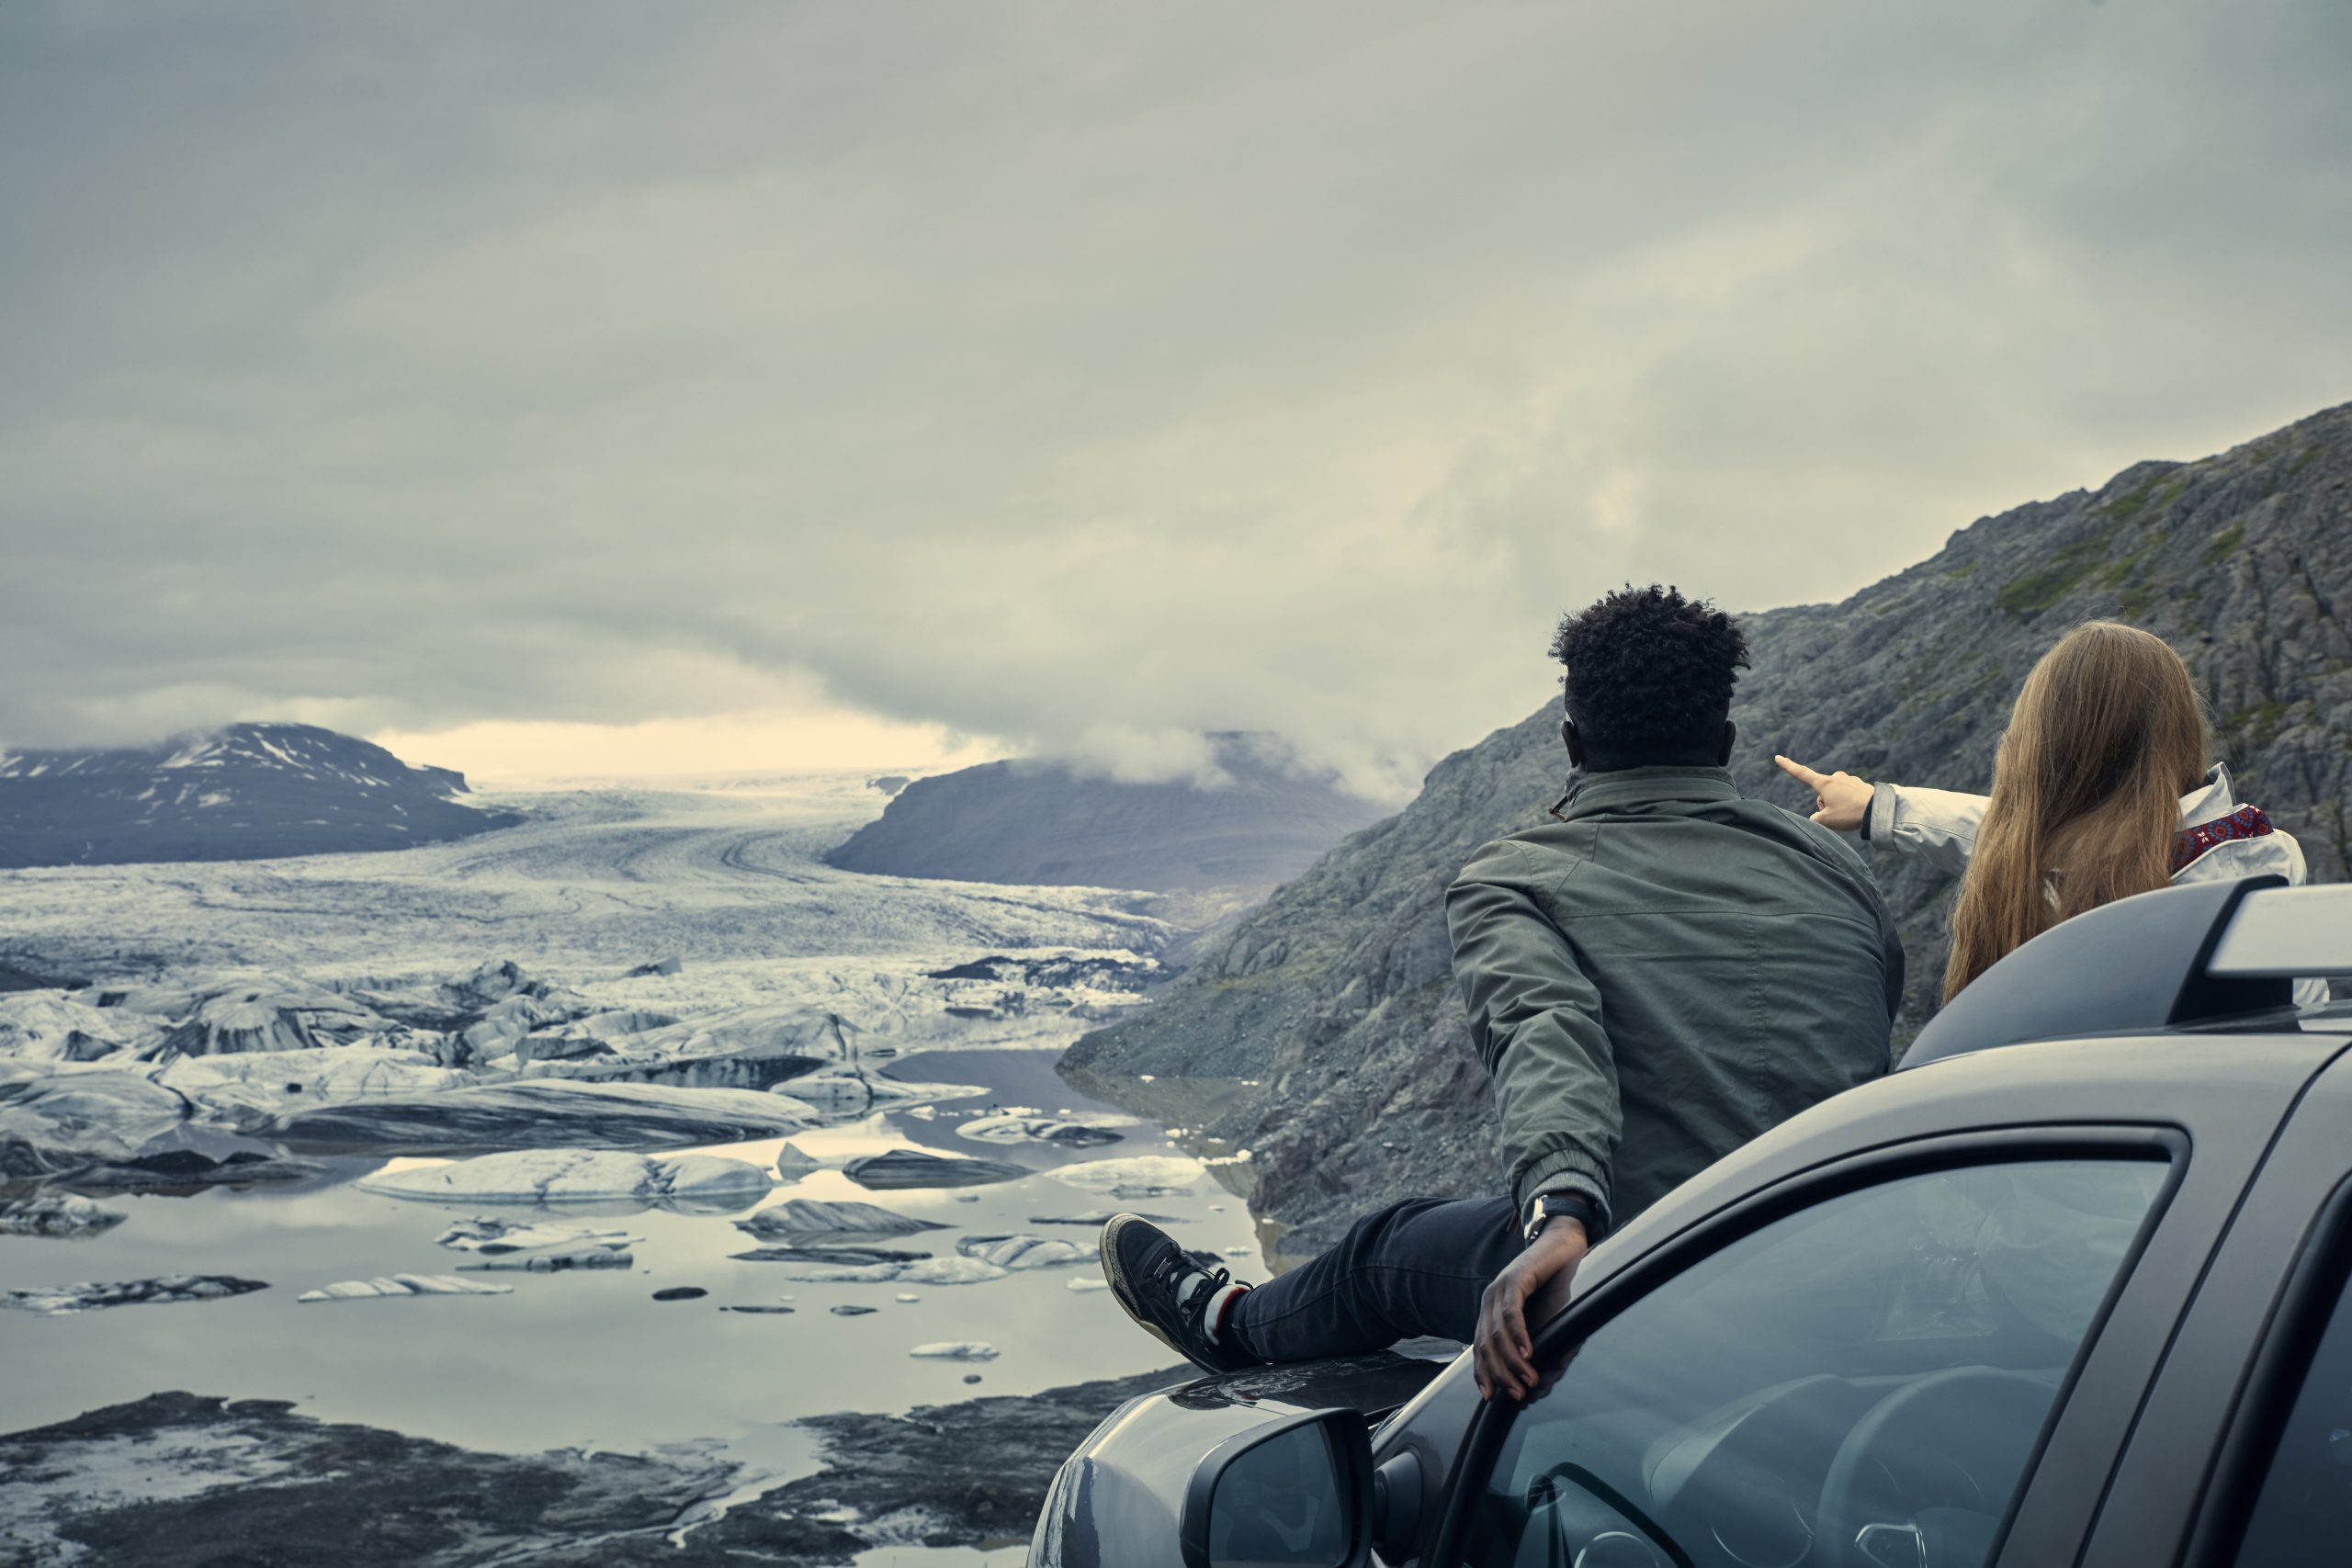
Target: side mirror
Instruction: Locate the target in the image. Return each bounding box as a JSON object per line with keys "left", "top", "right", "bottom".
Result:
{"left": 1180, "top": 1407, "right": 1374, "bottom": 1568}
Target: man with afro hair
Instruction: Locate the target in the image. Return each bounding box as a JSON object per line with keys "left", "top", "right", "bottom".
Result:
{"left": 1101, "top": 585, "right": 1902, "bottom": 1400}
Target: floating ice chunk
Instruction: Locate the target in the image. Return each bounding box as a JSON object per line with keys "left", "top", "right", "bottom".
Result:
{"left": 1048, "top": 1156, "right": 1205, "bottom": 1196}
{"left": 895, "top": 1292, "right": 922, "bottom": 1303}
{"left": 753, "top": 1253, "right": 1005, "bottom": 1286}
{"left": 274, "top": 1080, "right": 812, "bottom": 1153}
{"left": 4, "top": 1274, "right": 267, "bottom": 1314}
{"left": 1066, "top": 1276, "right": 1113, "bottom": 1293}
{"left": 956, "top": 1113, "right": 1127, "bottom": 1148}
{"left": 773, "top": 1142, "right": 820, "bottom": 1182}
{"left": 732, "top": 1246, "right": 933, "bottom": 1267}
{"left": 895, "top": 1257, "right": 1009, "bottom": 1286}
{"left": 956, "top": 1235, "right": 1090, "bottom": 1270}
{"left": 298, "top": 1274, "right": 512, "bottom": 1303}
{"left": 358, "top": 1148, "right": 771, "bottom": 1210}
{"left": 0, "top": 1071, "right": 188, "bottom": 1161}
{"left": 909, "top": 1341, "right": 999, "bottom": 1361}
{"left": 733, "top": 1198, "right": 944, "bottom": 1243}
{"left": 765, "top": 1260, "right": 910, "bottom": 1283}
{"left": 0, "top": 1193, "right": 126, "bottom": 1238}
{"left": 783, "top": 1071, "right": 980, "bottom": 1115}
{"left": 462, "top": 1249, "right": 633, "bottom": 1272}
{"left": 435, "top": 1218, "right": 635, "bottom": 1256}
{"left": 67, "top": 1128, "right": 318, "bottom": 1194}
{"left": 662, "top": 1154, "right": 775, "bottom": 1207}
{"left": 842, "top": 1149, "right": 1028, "bottom": 1190}
{"left": 360, "top": 1149, "right": 660, "bottom": 1204}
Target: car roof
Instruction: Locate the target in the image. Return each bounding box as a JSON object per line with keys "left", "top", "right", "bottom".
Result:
{"left": 1904, "top": 878, "right": 2347, "bottom": 1068}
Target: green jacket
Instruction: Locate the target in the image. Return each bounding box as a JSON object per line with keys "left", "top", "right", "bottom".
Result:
{"left": 1445, "top": 764, "right": 1903, "bottom": 1228}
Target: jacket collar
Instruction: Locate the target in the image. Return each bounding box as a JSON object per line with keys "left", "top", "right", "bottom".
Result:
{"left": 2177, "top": 763, "right": 2239, "bottom": 829}
{"left": 1555, "top": 764, "right": 1740, "bottom": 819}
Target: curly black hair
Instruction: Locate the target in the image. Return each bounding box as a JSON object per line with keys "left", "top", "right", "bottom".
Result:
{"left": 1549, "top": 584, "right": 1749, "bottom": 765}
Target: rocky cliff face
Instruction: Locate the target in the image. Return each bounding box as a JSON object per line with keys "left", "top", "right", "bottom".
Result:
{"left": 0, "top": 722, "right": 519, "bottom": 868}
{"left": 825, "top": 732, "right": 1391, "bottom": 896}
{"left": 1064, "top": 401, "right": 2352, "bottom": 1260}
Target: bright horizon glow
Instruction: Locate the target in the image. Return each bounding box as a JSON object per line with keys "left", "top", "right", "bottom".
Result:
{"left": 372, "top": 707, "right": 1008, "bottom": 790}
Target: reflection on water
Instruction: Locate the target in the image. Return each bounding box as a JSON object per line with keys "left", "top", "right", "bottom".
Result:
{"left": 0, "top": 1048, "right": 1258, "bottom": 1476}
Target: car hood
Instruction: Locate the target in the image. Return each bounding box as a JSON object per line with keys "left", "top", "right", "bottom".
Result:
{"left": 1029, "top": 1350, "right": 1450, "bottom": 1568}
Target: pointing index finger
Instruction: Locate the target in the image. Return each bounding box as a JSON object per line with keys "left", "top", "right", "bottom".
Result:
{"left": 1773, "top": 754, "right": 1827, "bottom": 789}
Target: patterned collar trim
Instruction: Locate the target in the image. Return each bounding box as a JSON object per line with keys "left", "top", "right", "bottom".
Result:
{"left": 2171, "top": 805, "right": 2274, "bottom": 875}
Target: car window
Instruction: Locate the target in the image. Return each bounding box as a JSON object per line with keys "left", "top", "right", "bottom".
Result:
{"left": 2228, "top": 1260, "right": 2352, "bottom": 1564}
{"left": 1458, "top": 1157, "right": 2168, "bottom": 1568}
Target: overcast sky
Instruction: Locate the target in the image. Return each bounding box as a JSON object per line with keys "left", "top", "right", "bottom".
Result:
{"left": 4, "top": 1, "right": 2347, "bottom": 795}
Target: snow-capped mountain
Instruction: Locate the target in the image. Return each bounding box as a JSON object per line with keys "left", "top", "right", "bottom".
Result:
{"left": 0, "top": 723, "right": 520, "bottom": 868}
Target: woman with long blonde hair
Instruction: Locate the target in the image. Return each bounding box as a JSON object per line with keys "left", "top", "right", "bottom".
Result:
{"left": 1777, "top": 620, "right": 2323, "bottom": 1007}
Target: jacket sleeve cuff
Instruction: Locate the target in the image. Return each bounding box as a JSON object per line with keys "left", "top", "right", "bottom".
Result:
{"left": 1864, "top": 782, "right": 1898, "bottom": 848}
{"left": 1515, "top": 1148, "right": 1612, "bottom": 1233}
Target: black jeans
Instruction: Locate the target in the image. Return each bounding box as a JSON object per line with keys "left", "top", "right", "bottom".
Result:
{"left": 1225, "top": 1196, "right": 1523, "bottom": 1363}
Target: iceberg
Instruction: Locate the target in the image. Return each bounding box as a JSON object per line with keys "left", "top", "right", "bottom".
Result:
{"left": 434, "top": 1217, "right": 636, "bottom": 1256}
{"left": 357, "top": 1148, "right": 772, "bottom": 1210}
{"left": 1047, "top": 1156, "right": 1205, "bottom": 1196}
{"left": 5, "top": 1274, "right": 268, "bottom": 1314}
{"left": 842, "top": 1149, "right": 1028, "bottom": 1190}
{"left": 732, "top": 1198, "right": 945, "bottom": 1244}
{"left": 955, "top": 1234, "right": 1090, "bottom": 1270}
{"left": 298, "top": 1274, "right": 513, "bottom": 1303}
{"left": 271, "top": 1079, "right": 812, "bottom": 1153}
{"left": 0, "top": 1192, "right": 126, "bottom": 1237}
{"left": 956, "top": 1112, "right": 1127, "bottom": 1147}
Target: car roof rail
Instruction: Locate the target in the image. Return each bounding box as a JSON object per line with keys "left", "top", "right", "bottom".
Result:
{"left": 1900, "top": 875, "right": 2346, "bottom": 1070}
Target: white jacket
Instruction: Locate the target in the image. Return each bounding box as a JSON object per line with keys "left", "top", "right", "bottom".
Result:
{"left": 1863, "top": 763, "right": 2326, "bottom": 1010}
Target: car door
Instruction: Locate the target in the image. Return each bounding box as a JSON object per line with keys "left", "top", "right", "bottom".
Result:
{"left": 1421, "top": 1128, "right": 2202, "bottom": 1568}
{"left": 2075, "top": 1033, "right": 2352, "bottom": 1568}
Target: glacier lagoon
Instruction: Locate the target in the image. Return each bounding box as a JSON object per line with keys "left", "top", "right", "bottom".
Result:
{"left": 0, "top": 778, "right": 1258, "bottom": 1563}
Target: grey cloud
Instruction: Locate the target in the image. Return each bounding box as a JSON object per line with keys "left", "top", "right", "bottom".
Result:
{"left": 2, "top": 1, "right": 2347, "bottom": 797}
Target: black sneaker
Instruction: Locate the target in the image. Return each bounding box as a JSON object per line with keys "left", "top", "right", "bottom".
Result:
{"left": 1099, "top": 1213, "right": 1261, "bottom": 1375}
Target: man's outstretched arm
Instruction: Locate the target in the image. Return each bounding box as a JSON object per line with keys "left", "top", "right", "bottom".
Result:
{"left": 1445, "top": 839, "right": 1617, "bottom": 1400}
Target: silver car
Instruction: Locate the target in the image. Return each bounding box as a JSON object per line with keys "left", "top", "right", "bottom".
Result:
{"left": 1032, "top": 876, "right": 2352, "bottom": 1568}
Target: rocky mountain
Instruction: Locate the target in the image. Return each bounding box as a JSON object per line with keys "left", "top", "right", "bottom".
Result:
{"left": 824, "top": 732, "right": 1392, "bottom": 895}
{"left": 0, "top": 723, "right": 520, "bottom": 868}
{"left": 1064, "top": 400, "right": 2352, "bottom": 1260}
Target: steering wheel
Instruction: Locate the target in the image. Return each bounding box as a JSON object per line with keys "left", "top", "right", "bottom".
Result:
{"left": 1811, "top": 1368, "right": 2052, "bottom": 1568}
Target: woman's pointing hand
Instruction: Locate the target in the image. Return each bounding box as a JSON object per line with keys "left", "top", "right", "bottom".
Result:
{"left": 1773, "top": 755, "right": 1873, "bottom": 832}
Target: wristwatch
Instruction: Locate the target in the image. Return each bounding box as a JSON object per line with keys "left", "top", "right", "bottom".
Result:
{"left": 1523, "top": 1191, "right": 1600, "bottom": 1244}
